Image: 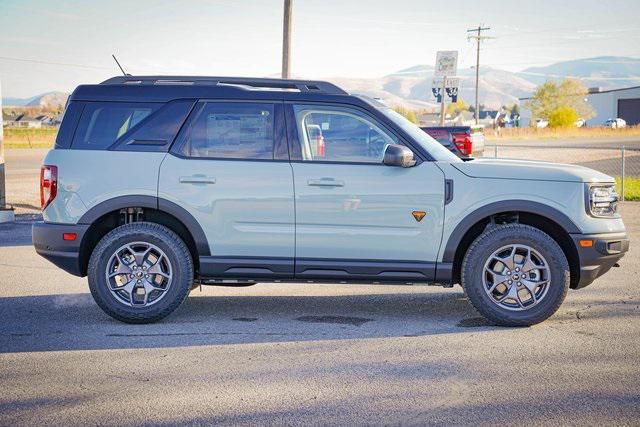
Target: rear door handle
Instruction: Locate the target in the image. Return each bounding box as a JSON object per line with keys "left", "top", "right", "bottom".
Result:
{"left": 307, "top": 178, "right": 345, "bottom": 187}
{"left": 179, "top": 176, "right": 216, "bottom": 184}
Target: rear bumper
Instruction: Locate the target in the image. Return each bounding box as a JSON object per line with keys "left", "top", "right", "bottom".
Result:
{"left": 32, "top": 221, "right": 89, "bottom": 277}
{"left": 571, "top": 231, "right": 629, "bottom": 289}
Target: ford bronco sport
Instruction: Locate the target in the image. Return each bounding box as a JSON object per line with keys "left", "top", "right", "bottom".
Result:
{"left": 33, "top": 76, "right": 629, "bottom": 326}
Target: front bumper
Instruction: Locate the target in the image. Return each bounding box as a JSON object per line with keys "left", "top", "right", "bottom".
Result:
{"left": 570, "top": 231, "right": 629, "bottom": 289}
{"left": 32, "top": 221, "right": 89, "bottom": 277}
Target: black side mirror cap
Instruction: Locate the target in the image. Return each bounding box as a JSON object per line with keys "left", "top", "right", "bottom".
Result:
{"left": 383, "top": 144, "right": 416, "bottom": 168}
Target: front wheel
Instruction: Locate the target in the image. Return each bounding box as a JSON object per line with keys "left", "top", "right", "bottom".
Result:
{"left": 461, "top": 224, "right": 569, "bottom": 326}
{"left": 88, "top": 222, "right": 194, "bottom": 324}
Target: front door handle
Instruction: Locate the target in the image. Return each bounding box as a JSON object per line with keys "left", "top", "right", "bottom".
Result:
{"left": 307, "top": 178, "right": 345, "bottom": 187}
{"left": 179, "top": 176, "right": 216, "bottom": 184}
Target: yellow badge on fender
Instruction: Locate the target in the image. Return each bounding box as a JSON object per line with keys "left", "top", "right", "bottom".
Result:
{"left": 412, "top": 211, "right": 426, "bottom": 222}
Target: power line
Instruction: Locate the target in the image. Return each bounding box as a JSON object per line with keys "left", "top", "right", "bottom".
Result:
{"left": 0, "top": 55, "right": 112, "bottom": 71}
{"left": 467, "top": 25, "right": 491, "bottom": 124}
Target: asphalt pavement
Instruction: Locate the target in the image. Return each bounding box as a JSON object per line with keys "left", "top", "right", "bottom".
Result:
{"left": 490, "top": 135, "right": 640, "bottom": 148}
{"left": 1, "top": 206, "right": 639, "bottom": 425}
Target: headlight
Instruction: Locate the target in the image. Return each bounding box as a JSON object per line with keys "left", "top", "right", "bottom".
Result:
{"left": 587, "top": 184, "right": 619, "bottom": 217}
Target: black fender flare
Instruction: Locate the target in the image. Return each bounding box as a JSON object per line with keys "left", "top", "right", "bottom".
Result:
{"left": 442, "top": 200, "right": 581, "bottom": 263}
{"left": 78, "top": 195, "right": 210, "bottom": 256}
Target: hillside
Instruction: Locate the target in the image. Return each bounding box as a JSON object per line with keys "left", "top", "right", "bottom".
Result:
{"left": 3, "top": 92, "right": 68, "bottom": 109}
{"left": 518, "top": 56, "right": 640, "bottom": 89}
{"left": 331, "top": 65, "right": 536, "bottom": 111}
{"left": 3, "top": 56, "right": 638, "bottom": 113}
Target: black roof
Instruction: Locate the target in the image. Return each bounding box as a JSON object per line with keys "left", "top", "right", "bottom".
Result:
{"left": 101, "top": 75, "right": 348, "bottom": 94}
{"left": 69, "top": 75, "right": 359, "bottom": 105}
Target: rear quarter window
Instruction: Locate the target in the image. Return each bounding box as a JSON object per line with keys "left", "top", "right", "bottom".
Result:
{"left": 72, "top": 102, "right": 159, "bottom": 150}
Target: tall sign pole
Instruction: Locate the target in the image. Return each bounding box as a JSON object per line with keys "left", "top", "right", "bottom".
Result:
{"left": 467, "top": 25, "right": 491, "bottom": 124}
{"left": 433, "top": 51, "right": 458, "bottom": 126}
{"left": 439, "top": 78, "right": 447, "bottom": 126}
{"left": 281, "top": 0, "right": 293, "bottom": 79}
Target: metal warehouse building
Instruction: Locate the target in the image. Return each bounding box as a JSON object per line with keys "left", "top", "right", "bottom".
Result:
{"left": 520, "top": 85, "right": 640, "bottom": 127}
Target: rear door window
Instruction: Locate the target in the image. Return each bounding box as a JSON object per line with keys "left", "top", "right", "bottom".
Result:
{"left": 181, "top": 102, "right": 275, "bottom": 160}
{"left": 72, "top": 102, "right": 159, "bottom": 149}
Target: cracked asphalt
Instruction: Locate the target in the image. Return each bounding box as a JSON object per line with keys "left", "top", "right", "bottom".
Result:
{"left": 0, "top": 152, "right": 639, "bottom": 425}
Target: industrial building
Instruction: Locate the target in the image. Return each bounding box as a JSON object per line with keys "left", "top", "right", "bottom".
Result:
{"left": 520, "top": 85, "right": 640, "bottom": 127}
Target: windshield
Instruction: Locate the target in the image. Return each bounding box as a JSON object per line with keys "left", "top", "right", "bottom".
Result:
{"left": 380, "top": 108, "right": 462, "bottom": 162}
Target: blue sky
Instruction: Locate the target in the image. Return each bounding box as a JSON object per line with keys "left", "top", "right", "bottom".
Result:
{"left": 1, "top": 0, "right": 639, "bottom": 97}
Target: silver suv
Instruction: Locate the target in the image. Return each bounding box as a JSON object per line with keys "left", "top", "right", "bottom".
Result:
{"left": 33, "top": 76, "right": 629, "bottom": 325}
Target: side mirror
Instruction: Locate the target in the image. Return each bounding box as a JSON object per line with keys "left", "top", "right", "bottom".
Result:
{"left": 383, "top": 144, "right": 416, "bottom": 168}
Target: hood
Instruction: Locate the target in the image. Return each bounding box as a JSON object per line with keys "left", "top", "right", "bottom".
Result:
{"left": 452, "top": 158, "right": 614, "bottom": 183}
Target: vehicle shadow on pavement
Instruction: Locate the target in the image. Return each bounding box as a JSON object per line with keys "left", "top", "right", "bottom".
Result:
{"left": 0, "top": 289, "right": 492, "bottom": 353}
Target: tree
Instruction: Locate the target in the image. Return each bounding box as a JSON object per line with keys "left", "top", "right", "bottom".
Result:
{"left": 511, "top": 104, "right": 520, "bottom": 116}
{"left": 548, "top": 106, "right": 579, "bottom": 128}
{"left": 527, "top": 78, "right": 594, "bottom": 124}
{"left": 446, "top": 99, "right": 470, "bottom": 117}
{"left": 405, "top": 110, "right": 417, "bottom": 124}
{"left": 393, "top": 106, "right": 418, "bottom": 124}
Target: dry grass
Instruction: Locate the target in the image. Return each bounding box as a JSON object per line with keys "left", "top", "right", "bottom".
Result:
{"left": 3, "top": 128, "right": 57, "bottom": 148}
{"left": 486, "top": 126, "right": 640, "bottom": 141}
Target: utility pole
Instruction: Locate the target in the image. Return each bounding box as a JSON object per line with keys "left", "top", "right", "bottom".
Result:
{"left": 467, "top": 25, "right": 491, "bottom": 124}
{"left": 281, "top": 0, "right": 293, "bottom": 79}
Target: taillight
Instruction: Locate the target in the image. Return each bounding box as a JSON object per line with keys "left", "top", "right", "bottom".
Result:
{"left": 40, "top": 165, "right": 58, "bottom": 210}
{"left": 316, "top": 135, "right": 325, "bottom": 157}
{"left": 453, "top": 133, "right": 473, "bottom": 156}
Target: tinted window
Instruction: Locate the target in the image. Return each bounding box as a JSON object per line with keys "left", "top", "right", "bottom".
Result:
{"left": 182, "top": 103, "right": 274, "bottom": 159}
{"left": 293, "top": 105, "right": 398, "bottom": 163}
{"left": 54, "top": 101, "right": 83, "bottom": 149}
{"left": 72, "top": 102, "right": 158, "bottom": 149}
{"left": 114, "top": 100, "right": 194, "bottom": 152}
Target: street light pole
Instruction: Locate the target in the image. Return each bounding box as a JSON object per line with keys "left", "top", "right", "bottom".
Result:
{"left": 281, "top": 0, "right": 293, "bottom": 79}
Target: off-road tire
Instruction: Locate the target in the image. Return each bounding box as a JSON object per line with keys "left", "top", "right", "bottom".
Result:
{"left": 88, "top": 222, "right": 193, "bottom": 324}
{"left": 461, "top": 224, "right": 569, "bottom": 326}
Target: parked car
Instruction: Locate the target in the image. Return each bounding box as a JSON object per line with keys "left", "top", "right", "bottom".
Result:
{"left": 604, "top": 118, "right": 627, "bottom": 128}
{"left": 33, "top": 76, "right": 628, "bottom": 326}
{"left": 421, "top": 125, "right": 485, "bottom": 158}
{"left": 575, "top": 118, "right": 586, "bottom": 128}
{"left": 535, "top": 118, "right": 549, "bottom": 128}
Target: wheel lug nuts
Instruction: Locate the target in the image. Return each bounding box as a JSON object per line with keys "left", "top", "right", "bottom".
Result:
{"left": 508, "top": 280, "right": 512, "bottom": 284}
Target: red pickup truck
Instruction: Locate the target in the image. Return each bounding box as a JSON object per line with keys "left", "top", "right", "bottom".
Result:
{"left": 421, "top": 125, "right": 485, "bottom": 158}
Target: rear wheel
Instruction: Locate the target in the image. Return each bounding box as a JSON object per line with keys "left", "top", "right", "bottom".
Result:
{"left": 88, "top": 222, "right": 193, "bottom": 323}
{"left": 461, "top": 224, "right": 569, "bottom": 326}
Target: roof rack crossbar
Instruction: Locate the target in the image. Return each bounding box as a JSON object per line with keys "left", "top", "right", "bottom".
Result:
{"left": 100, "top": 76, "right": 347, "bottom": 95}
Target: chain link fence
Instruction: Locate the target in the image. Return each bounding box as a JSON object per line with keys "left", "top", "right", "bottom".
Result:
{"left": 484, "top": 145, "right": 640, "bottom": 201}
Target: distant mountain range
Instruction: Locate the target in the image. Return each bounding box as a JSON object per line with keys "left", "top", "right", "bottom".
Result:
{"left": 2, "top": 91, "right": 68, "bottom": 109}
{"left": 331, "top": 56, "right": 640, "bottom": 111}
{"left": 3, "top": 57, "right": 639, "bottom": 111}
{"left": 517, "top": 56, "right": 640, "bottom": 88}
{"left": 331, "top": 65, "right": 536, "bottom": 111}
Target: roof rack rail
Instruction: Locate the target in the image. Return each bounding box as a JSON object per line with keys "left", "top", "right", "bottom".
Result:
{"left": 100, "top": 76, "right": 348, "bottom": 95}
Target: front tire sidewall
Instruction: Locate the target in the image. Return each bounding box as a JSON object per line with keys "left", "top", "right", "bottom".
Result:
{"left": 88, "top": 223, "right": 193, "bottom": 324}
{"left": 462, "top": 225, "right": 569, "bottom": 326}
